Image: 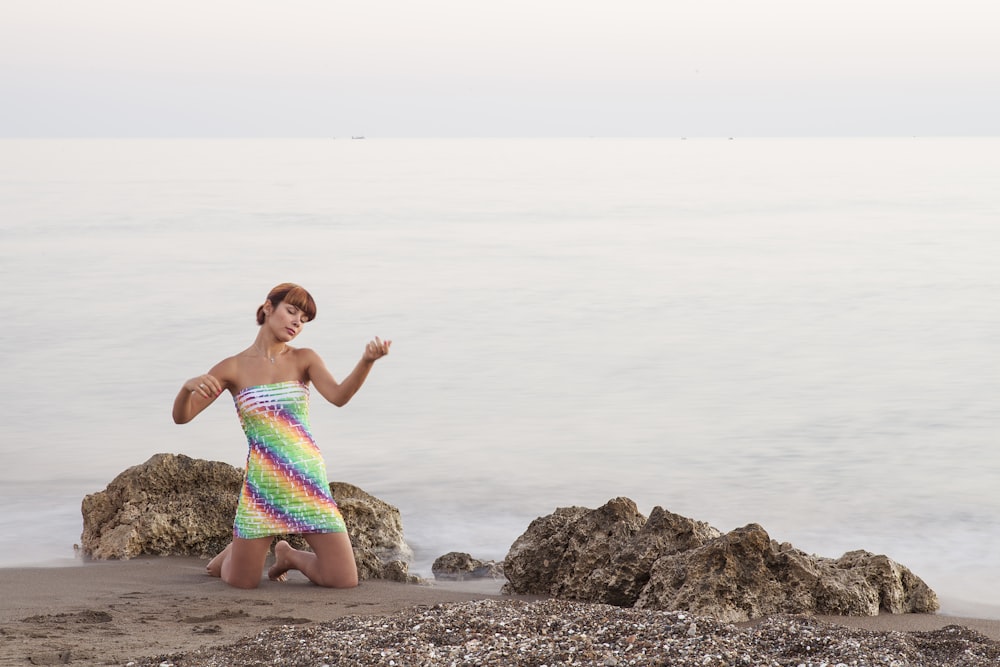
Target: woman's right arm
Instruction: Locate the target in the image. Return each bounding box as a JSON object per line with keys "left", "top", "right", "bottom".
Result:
{"left": 172, "top": 361, "right": 230, "bottom": 424}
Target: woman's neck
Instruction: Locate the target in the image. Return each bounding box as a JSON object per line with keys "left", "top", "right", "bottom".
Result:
{"left": 252, "top": 335, "right": 288, "bottom": 364}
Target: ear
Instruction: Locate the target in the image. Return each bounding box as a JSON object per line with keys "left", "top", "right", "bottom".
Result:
{"left": 262, "top": 301, "right": 273, "bottom": 317}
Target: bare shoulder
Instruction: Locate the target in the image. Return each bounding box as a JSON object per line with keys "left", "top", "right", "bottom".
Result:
{"left": 207, "top": 354, "right": 244, "bottom": 388}
{"left": 209, "top": 353, "right": 242, "bottom": 373}
{"left": 293, "top": 347, "right": 331, "bottom": 383}
{"left": 292, "top": 347, "right": 326, "bottom": 368}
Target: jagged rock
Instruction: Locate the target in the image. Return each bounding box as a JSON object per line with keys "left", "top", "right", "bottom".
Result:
{"left": 330, "top": 481, "right": 419, "bottom": 583}
{"left": 602, "top": 504, "right": 723, "bottom": 606}
{"left": 379, "top": 559, "right": 420, "bottom": 583}
{"left": 502, "top": 498, "right": 720, "bottom": 606}
{"left": 80, "top": 453, "right": 242, "bottom": 560}
{"left": 635, "top": 524, "right": 939, "bottom": 621}
{"left": 80, "top": 453, "right": 417, "bottom": 582}
{"left": 502, "top": 497, "right": 648, "bottom": 601}
{"left": 432, "top": 552, "right": 504, "bottom": 581}
{"left": 502, "top": 499, "right": 939, "bottom": 620}
{"left": 331, "top": 482, "right": 414, "bottom": 564}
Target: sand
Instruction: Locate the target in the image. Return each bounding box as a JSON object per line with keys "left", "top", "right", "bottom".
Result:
{"left": 1, "top": 557, "right": 998, "bottom": 666}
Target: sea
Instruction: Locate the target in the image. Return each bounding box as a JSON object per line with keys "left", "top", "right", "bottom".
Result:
{"left": 1, "top": 137, "right": 997, "bottom": 617}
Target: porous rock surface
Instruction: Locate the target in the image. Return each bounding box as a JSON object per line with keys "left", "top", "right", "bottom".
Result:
{"left": 80, "top": 453, "right": 416, "bottom": 581}
{"left": 502, "top": 497, "right": 939, "bottom": 621}
{"left": 431, "top": 551, "right": 504, "bottom": 581}
{"left": 80, "top": 453, "right": 241, "bottom": 561}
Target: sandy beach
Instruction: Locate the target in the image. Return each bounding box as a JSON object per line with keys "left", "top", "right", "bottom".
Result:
{"left": 2, "top": 557, "right": 999, "bottom": 666}
{"left": 0, "top": 558, "right": 513, "bottom": 666}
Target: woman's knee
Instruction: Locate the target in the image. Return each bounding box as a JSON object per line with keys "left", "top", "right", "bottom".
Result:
{"left": 222, "top": 571, "right": 262, "bottom": 589}
{"left": 221, "top": 537, "right": 270, "bottom": 589}
{"left": 328, "top": 568, "right": 359, "bottom": 588}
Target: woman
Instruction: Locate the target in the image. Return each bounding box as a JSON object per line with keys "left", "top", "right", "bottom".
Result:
{"left": 172, "top": 283, "right": 390, "bottom": 589}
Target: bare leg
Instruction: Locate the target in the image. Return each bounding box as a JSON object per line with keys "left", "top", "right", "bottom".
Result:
{"left": 209, "top": 537, "right": 272, "bottom": 589}
{"left": 268, "top": 532, "right": 358, "bottom": 588}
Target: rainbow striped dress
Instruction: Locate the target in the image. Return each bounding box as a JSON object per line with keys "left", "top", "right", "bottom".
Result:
{"left": 232, "top": 381, "right": 347, "bottom": 539}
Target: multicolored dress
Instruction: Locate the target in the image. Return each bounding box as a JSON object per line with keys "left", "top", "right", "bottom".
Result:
{"left": 232, "top": 381, "right": 347, "bottom": 539}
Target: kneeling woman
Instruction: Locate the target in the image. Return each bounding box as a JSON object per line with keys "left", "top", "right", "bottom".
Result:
{"left": 172, "top": 283, "right": 391, "bottom": 589}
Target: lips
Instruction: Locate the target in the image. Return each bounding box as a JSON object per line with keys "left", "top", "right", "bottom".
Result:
{"left": 286, "top": 328, "right": 296, "bottom": 337}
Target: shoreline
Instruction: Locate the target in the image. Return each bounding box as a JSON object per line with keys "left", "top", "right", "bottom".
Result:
{"left": 2, "top": 558, "right": 999, "bottom": 666}
{"left": 8, "top": 553, "right": 1000, "bottom": 622}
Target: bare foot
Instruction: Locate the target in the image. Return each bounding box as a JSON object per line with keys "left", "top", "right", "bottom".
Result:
{"left": 206, "top": 543, "right": 232, "bottom": 578}
{"left": 268, "top": 540, "right": 294, "bottom": 582}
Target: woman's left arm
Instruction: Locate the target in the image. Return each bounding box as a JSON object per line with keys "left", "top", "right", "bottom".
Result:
{"left": 306, "top": 337, "right": 391, "bottom": 407}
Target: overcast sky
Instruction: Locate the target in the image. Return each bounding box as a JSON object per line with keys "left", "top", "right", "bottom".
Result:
{"left": 2, "top": 0, "right": 998, "bottom": 137}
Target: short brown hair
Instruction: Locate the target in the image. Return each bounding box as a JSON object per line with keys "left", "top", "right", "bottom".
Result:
{"left": 256, "top": 283, "right": 317, "bottom": 325}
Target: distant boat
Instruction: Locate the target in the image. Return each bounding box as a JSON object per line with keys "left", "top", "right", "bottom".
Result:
{"left": 352, "top": 136, "right": 366, "bottom": 140}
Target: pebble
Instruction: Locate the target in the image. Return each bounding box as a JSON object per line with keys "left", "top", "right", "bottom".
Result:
{"left": 131, "top": 598, "right": 1000, "bottom": 666}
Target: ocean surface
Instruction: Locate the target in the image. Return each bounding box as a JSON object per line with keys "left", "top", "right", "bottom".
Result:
{"left": 1, "top": 137, "right": 997, "bottom": 616}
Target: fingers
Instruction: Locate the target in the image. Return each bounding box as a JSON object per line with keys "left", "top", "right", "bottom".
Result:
{"left": 191, "top": 374, "right": 223, "bottom": 399}
{"left": 366, "top": 337, "right": 392, "bottom": 359}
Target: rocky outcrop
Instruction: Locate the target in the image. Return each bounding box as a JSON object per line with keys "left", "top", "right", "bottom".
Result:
{"left": 80, "top": 453, "right": 417, "bottom": 582}
{"left": 80, "top": 453, "right": 241, "bottom": 560}
{"left": 502, "top": 498, "right": 939, "bottom": 621}
{"left": 432, "top": 552, "right": 504, "bottom": 581}
{"left": 329, "top": 481, "right": 417, "bottom": 582}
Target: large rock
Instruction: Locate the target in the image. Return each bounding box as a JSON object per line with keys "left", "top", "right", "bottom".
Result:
{"left": 80, "top": 453, "right": 241, "bottom": 560}
{"left": 81, "top": 453, "right": 417, "bottom": 582}
{"left": 502, "top": 499, "right": 939, "bottom": 621}
{"left": 502, "top": 498, "right": 721, "bottom": 607}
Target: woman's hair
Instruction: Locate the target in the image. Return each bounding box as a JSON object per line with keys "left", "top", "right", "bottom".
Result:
{"left": 256, "top": 283, "right": 317, "bottom": 325}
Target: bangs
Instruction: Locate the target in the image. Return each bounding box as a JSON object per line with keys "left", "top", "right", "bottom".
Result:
{"left": 282, "top": 285, "right": 317, "bottom": 321}
{"left": 266, "top": 282, "right": 317, "bottom": 322}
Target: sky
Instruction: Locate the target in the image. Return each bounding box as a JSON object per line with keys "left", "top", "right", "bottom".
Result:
{"left": 2, "top": 0, "right": 998, "bottom": 137}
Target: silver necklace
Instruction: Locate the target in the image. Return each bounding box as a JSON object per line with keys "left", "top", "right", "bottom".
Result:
{"left": 256, "top": 345, "right": 284, "bottom": 364}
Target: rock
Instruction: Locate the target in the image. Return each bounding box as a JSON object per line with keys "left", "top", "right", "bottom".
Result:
{"left": 80, "top": 453, "right": 418, "bottom": 582}
{"left": 635, "top": 527, "right": 940, "bottom": 621}
{"left": 329, "top": 481, "right": 419, "bottom": 583}
{"left": 330, "top": 481, "right": 414, "bottom": 564}
{"left": 502, "top": 497, "right": 648, "bottom": 601}
{"left": 502, "top": 498, "right": 719, "bottom": 606}
{"left": 80, "top": 453, "right": 241, "bottom": 560}
{"left": 637, "top": 523, "right": 808, "bottom": 620}
{"left": 432, "top": 552, "right": 504, "bottom": 580}
{"left": 378, "top": 559, "right": 419, "bottom": 583}
{"left": 602, "top": 505, "right": 722, "bottom": 606}
{"left": 500, "top": 505, "right": 591, "bottom": 594}
{"left": 502, "top": 499, "right": 939, "bottom": 620}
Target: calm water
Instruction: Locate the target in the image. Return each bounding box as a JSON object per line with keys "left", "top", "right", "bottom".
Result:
{"left": 1, "top": 138, "right": 997, "bottom": 614}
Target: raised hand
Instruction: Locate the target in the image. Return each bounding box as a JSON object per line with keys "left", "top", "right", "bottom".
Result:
{"left": 363, "top": 336, "right": 392, "bottom": 362}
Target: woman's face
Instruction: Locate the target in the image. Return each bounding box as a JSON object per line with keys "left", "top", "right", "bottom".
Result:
{"left": 267, "top": 299, "right": 309, "bottom": 341}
